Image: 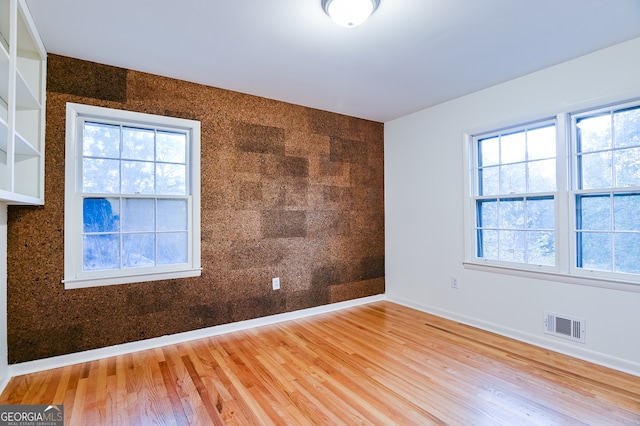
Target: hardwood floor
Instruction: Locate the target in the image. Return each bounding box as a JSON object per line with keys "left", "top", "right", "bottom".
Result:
{"left": 1, "top": 301, "right": 639, "bottom": 425}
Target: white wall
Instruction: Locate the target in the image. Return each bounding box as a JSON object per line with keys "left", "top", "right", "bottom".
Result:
{"left": 0, "top": 203, "right": 8, "bottom": 387}
{"left": 385, "top": 37, "right": 640, "bottom": 376}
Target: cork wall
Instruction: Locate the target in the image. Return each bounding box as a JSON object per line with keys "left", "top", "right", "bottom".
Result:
{"left": 6, "top": 55, "right": 384, "bottom": 363}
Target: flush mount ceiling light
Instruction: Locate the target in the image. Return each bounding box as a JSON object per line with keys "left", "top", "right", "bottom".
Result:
{"left": 322, "top": 0, "right": 380, "bottom": 28}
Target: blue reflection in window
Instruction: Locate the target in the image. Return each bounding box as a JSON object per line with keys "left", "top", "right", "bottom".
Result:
{"left": 83, "top": 198, "right": 119, "bottom": 233}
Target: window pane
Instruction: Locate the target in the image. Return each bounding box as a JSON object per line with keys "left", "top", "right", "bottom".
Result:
{"left": 580, "top": 152, "right": 612, "bottom": 189}
{"left": 122, "top": 161, "right": 155, "bottom": 194}
{"left": 614, "top": 233, "right": 640, "bottom": 273}
{"left": 479, "top": 136, "right": 499, "bottom": 167}
{"left": 158, "top": 232, "right": 188, "bottom": 264}
{"left": 577, "top": 195, "right": 611, "bottom": 231}
{"left": 614, "top": 194, "right": 640, "bottom": 231}
{"left": 528, "top": 159, "right": 556, "bottom": 193}
{"left": 122, "top": 127, "right": 155, "bottom": 161}
{"left": 501, "top": 131, "right": 526, "bottom": 164}
{"left": 158, "top": 199, "right": 188, "bottom": 231}
{"left": 157, "top": 131, "right": 187, "bottom": 163}
{"left": 499, "top": 230, "right": 525, "bottom": 263}
{"left": 527, "top": 198, "right": 554, "bottom": 229}
{"left": 83, "top": 158, "right": 120, "bottom": 193}
{"left": 83, "top": 234, "right": 120, "bottom": 270}
{"left": 527, "top": 231, "right": 555, "bottom": 265}
{"left": 480, "top": 166, "right": 499, "bottom": 196}
{"left": 577, "top": 114, "right": 611, "bottom": 152}
{"left": 500, "top": 163, "right": 526, "bottom": 194}
{"left": 527, "top": 125, "right": 556, "bottom": 160}
{"left": 83, "top": 122, "right": 120, "bottom": 158}
{"left": 498, "top": 199, "right": 524, "bottom": 229}
{"left": 613, "top": 107, "right": 640, "bottom": 149}
{"left": 477, "top": 200, "right": 498, "bottom": 229}
{"left": 84, "top": 198, "right": 119, "bottom": 233}
{"left": 614, "top": 147, "right": 640, "bottom": 187}
{"left": 478, "top": 229, "right": 498, "bottom": 259}
{"left": 122, "top": 198, "right": 155, "bottom": 232}
{"left": 123, "top": 233, "right": 155, "bottom": 268}
{"left": 579, "top": 232, "right": 611, "bottom": 271}
{"left": 157, "top": 163, "right": 187, "bottom": 195}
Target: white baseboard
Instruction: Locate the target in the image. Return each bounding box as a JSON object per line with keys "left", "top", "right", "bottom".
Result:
{"left": 8, "top": 295, "right": 385, "bottom": 379}
{"left": 387, "top": 295, "right": 640, "bottom": 378}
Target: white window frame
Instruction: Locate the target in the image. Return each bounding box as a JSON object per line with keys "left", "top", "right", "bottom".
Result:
{"left": 463, "top": 97, "right": 640, "bottom": 293}
{"left": 568, "top": 99, "right": 640, "bottom": 282}
{"left": 468, "top": 118, "right": 559, "bottom": 273}
{"left": 63, "top": 103, "right": 201, "bottom": 289}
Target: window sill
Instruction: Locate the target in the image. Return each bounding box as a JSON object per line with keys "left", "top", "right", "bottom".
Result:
{"left": 63, "top": 267, "right": 202, "bottom": 290}
{"left": 463, "top": 261, "right": 640, "bottom": 293}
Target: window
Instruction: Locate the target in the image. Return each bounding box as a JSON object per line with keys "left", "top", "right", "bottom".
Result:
{"left": 64, "top": 103, "right": 201, "bottom": 289}
{"left": 466, "top": 98, "right": 640, "bottom": 287}
{"left": 573, "top": 104, "right": 640, "bottom": 275}
{"left": 473, "top": 121, "right": 557, "bottom": 267}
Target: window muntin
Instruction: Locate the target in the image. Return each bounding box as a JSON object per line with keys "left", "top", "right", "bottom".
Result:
{"left": 574, "top": 104, "right": 640, "bottom": 276}
{"left": 64, "top": 103, "right": 201, "bottom": 289}
{"left": 473, "top": 122, "right": 557, "bottom": 267}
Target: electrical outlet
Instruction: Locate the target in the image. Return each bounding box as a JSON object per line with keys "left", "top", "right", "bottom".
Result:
{"left": 272, "top": 277, "right": 280, "bottom": 290}
{"left": 450, "top": 276, "right": 459, "bottom": 289}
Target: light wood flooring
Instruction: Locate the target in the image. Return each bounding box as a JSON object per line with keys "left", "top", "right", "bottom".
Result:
{"left": 1, "top": 301, "right": 639, "bottom": 425}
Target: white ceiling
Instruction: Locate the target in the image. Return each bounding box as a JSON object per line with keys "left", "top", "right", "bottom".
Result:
{"left": 25, "top": 0, "right": 640, "bottom": 122}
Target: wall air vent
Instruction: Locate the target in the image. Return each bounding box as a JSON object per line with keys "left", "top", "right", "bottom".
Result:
{"left": 544, "top": 311, "right": 586, "bottom": 343}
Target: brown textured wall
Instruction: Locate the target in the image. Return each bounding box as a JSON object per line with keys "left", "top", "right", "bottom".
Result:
{"left": 6, "top": 55, "right": 384, "bottom": 363}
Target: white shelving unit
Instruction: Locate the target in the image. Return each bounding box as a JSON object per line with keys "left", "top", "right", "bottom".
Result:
{"left": 0, "top": 0, "right": 46, "bottom": 205}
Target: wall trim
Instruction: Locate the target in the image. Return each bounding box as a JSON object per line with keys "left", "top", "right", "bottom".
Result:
{"left": 386, "top": 295, "right": 640, "bottom": 378}
{"left": 7, "top": 295, "right": 385, "bottom": 379}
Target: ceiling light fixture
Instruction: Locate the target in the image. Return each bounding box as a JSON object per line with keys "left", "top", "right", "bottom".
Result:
{"left": 322, "top": 0, "right": 380, "bottom": 28}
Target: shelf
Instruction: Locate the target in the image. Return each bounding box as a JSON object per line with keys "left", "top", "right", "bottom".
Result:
{"left": 0, "top": 187, "right": 41, "bottom": 205}
{"left": 14, "top": 128, "right": 38, "bottom": 155}
{"left": 0, "top": 117, "right": 38, "bottom": 157}
{"left": 0, "top": 0, "right": 46, "bottom": 205}
{"left": 16, "top": 49, "right": 41, "bottom": 99}
{"left": 13, "top": 153, "right": 40, "bottom": 200}
{"left": 15, "top": 65, "right": 40, "bottom": 109}
{"left": 15, "top": 106, "right": 40, "bottom": 151}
